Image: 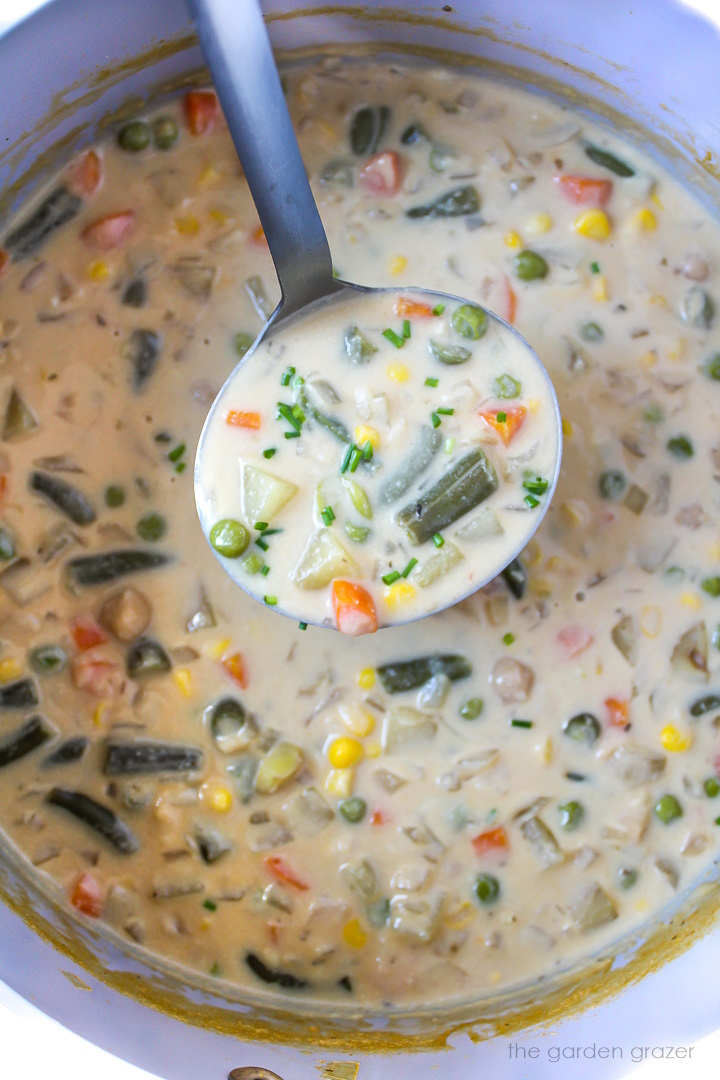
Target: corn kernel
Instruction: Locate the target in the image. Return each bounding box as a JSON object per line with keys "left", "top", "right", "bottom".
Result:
{"left": 650, "top": 191, "right": 665, "bottom": 210}
{"left": 0, "top": 658, "right": 22, "bottom": 684}
{"left": 530, "top": 577, "right": 552, "bottom": 597}
{"left": 325, "top": 768, "right": 354, "bottom": 798}
{"left": 198, "top": 164, "right": 221, "bottom": 187}
{"left": 87, "top": 260, "right": 110, "bottom": 282}
{"left": 200, "top": 917, "right": 212, "bottom": 931}
{"left": 634, "top": 898, "right": 650, "bottom": 913}
{"left": 560, "top": 500, "right": 591, "bottom": 528}
{"left": 202, "top": 782, "right": 233, "bottom": 813}
{"left": 384, "top": 580, "right": 416, "bottom": 608}
{"left": 343, "top": 918, "right": 368, "bottom": 949}
{"left": 660, "top": 724, "right": 692, "bottom": 753}
{"left": 634, "top": 207, "right": 657, "bottom": 231}
{"left": 574, "top": 208, "right": 611, "bottom": 240}
{"left": 173, "top": 668, "right": 193, "bottom": 698}
{"left": 639, "top": 350, "right": 658, "bottom": 368}
{"left": 207, "top": 637, "right": 231, "bottom": 659}
{"left": 504, "top": 230, "right": 522, "bottom": 248}
{"left": 562, "top": 418, "right": 573, "bottom": 437}
{"left": 527, "top": 397, "right": 540, "bottom": 415}
{"left": 524, "top": 212, "right": 552, "bottom": 236}
{"left": 357, "top": 667, "right": 375, "bottom": 690}
{"left": 92, "top": 701, "right": 109, "bottom": 728}
{"left": 175, "top": 214, "right": 200, "bottom": 235}
{"left": 389, "top": 255, "right": 408, "bottom": 276}
{"left": 681, "top": 592, "right": 701, "bottom": 611}
{"left": 709, "top": 543, "right": 720, "bottom": 562}
{"left": 338, "top": 702, "right": 375, "bottom": 738}
{"left": 365, "top": 741, "right": 382, "bottom": 758}
{"left": 386, "top": 363, "right": 410, "bottom": 383}
{"left": 328, "top": 736, "right": 364, "bottom": 769}
{"left": 668, "top": 338, "right": 687, "bottom": 362}
{"left": 208, "top": 208, "right": 228, "bottom": 226}
{"left": 641, "top": 605, "right": 662, "bottom": 637}
{"left": 592, "top": 275, "right": 608, "bottom": 302}
{"left": 648, "top": 294, "right": 668, "bottom": 308}
{"left": 354, "top": 424, "right": 380, "bottom": 449}
{"left": 538, "top": 735, "right": 554, "bottom": 764}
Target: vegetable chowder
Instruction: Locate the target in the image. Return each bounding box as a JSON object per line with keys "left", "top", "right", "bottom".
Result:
{"left": 0, "top": 59, "right": 720, "bottom": 1008}
{"left": 196, "top": 287, "right": 560, "bottom": 628}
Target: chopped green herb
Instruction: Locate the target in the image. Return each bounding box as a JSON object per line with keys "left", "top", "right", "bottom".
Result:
{"left": 348, "top": 446, "right": 363, "bottom": 473}
{"left": 432, "top": 303, "right": 445, "bottom": 316}
{"left": 444, "top": 437, "right": 455, "bottom": 454}
{"left": 255, "top": 537, "right": 270, "bottom": 552}
{"left": 264, "top": 595, "right": 277, "bottom": 606}
{"left": 209, "top": 962, "right": 221, "bottom": 976}
{"left": 284, "top": 430, "right": 301, "bottom": 440}
{"left": 280, "top": 365, "right": 296, "bottom": 386}
{"left": 260, "top": 565, "right": 270, "bottom": 577}
{"left": 667, "top": 435, "right": 693, "bottom": 460}
{"left": 436, "top": 407, "right": 454, "bottom": 416}
{"left": 203, "top": 898, "right": 217, "bottom": 912}
{"left": 402, "top": 319, "right": 411, "bottom": 339}
{"left": 136, "top": 512, "right": 166, "bottom": 543}
{"left": 401, "top": 557, "right": 418, "bottom": 578}
{"left": 382, "top": 570, "right": 401, "bottom": 586}
{"left": 254, "top": 521, "right": 269, "bottom": 532}
{"left": 175, "top": 462, "right": 186, "bottom": 474}
{"left": 321, "top": 505, "right": 336, "bottom": 526}
{"left": 168, "top": 443, "right": 185, "bottom": 463}
{"left": 298, "top": 622, "right": 308, "bottom": 631}
{"left": 643, "top": 404, "right": 664, "bottom": 423}
{"left": 503, "top": 632, "right": 515, "bottom": 646}
{"left": 523, "top": 476, "right": 548, "bottom": 495}
{"left": 496, "top": 411, "right": 507, "bottom": 423}
{"left": 524, "top": 494, "right": 540, "bottom": 509}
{"left": 704, "top": 777, "right": 720, "bottom": 798}
{"left": 701, "top": 577, "right": 720, "bottom": 597}
{"left": 383, "top": 328, "right": 405, "bottom": 348}
{"left": 104, "top": 485, "right": 125, "bottom": 508}
{"left": 703, "top": 353, "right": 720, "bottom": 381}
{"left": 262, "top": 448, "right": 277, "bottom": 459}
{"left": 276, "top": 401, "right": 303, "bottom": 432}
{"left": 432, "top": 533, "right": 445, "bottom": 548}
{"left": 154, "top": 431, "right": 172, "bottom": 444}
{"left": 590, "top": 261, "right": 600, "bottom": 274}
{"left": 340, "top": 444, "right": 355, "bottom": 473}
{"left": 425, "top": 376, "right": 439, "bottom": 387}
{"left": 558, "top": 800, "right": 584, "bottom": 830}
{"left": 431, "top": 412, "right": 442, "bottom": 428}
{"left": 362, "top": 440, "right": 373, "bottom": 461}
{"left": 510, "top": 717, "right": 532, "bottom": 728}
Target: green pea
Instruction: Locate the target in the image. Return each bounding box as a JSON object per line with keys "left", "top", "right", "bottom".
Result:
{"left": 104, "top": 485, "right": 125, "bottom": 508}
{"left": 617, "top": 867, "right": 638, "bottom": 890}
{"left": 136, "top": 512, "right": 166, "bottom": 543}
{"left": 152, "top": 116, "right": 179, "bottom": 150}
{"left": 494, "top": 373, "right": 522, "bottom": 399}
{"left": 451, "top": 303, "right": 488, "bottom": 340}
{"left": 459, "top": 697, "right": 484, "bottom": 720}
{"left": 598, "top": 469, "right": 626, "bottom": 500}
{"left": 704, "top": 777, "right": 720, "bottom": 798}
{"left": 118, "top": 121, "right": 151, "bottom": 152}
{"left": 654, "top": 794, "right": 683, "bottom": 824}
{"left": 338, "top": 797, "right": 367, "bottom": 824}
{"left": 701, "top": 577, "right": 720, "bottom": 598}
{"left": 29, "top": 644, "right": 67, "bottom": 676}
{"left": 474, "top": 873, "right": 500, "bottom": 904}
{"left": 233, "top": 331, "right": 255, "bottom": 358}
{"left": 580, "top": 322, "right": 604, "bottom": 342}
{"left": 643, "top": 403, "right": 664, "bottom": 423}
{"left": 514, "top": 249, "right": 549, "bottom": 281}
{"left": 209, "top": 519, "right": 250, "bottom": 558}
{"left": 0, "top": 526, "right": 16, "bottom": 560}
{"left": 666, "top": 435, "right": 693, "bottom": 460}
{"left": 703, "top": 353, "right": 720, "bottom": 381}
{"left": 563, "top": 712, "right": 601, "bottom": 746}
{"left": 558, "top": 800, "right": 584, "bottom": 830}
{"left": 240, "top": 552, "right": 265, "bottom": 575}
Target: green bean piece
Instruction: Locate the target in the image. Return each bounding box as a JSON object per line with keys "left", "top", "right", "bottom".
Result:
{"left": 681, "top": 286, "right": 714, "bottom": 329}
{"left": 428, "top": 339, "right": 472, "bottom": 365}
{"left": 233, "top": 331, "right": 255, "bottom": 358}
{"left": 105, "top": 740, "right": 203, "bottom": 775}
{"left": 29, "top": 645, "right": 67, "bottom": 676}
{"left": 514, "top": 250, "right": 549, "bottom": 281}
{"left": 339, "top": 797, "right": 367, "bottom": 824}
{"left": 342, "top": 479, "right": 373, "bottom": 520}
{"left": 350, "top": 105, "right": 390, "bottom": 155}
{"left": 118, "top": 121, "right": 151, "bottom": 152}
{"left": 406, "top": 185, "right": 480, "bottom": 219}
{"left": 123, "top": 328, "right": 162, "bottom": 391}
{"left": 345, "top": 522, "right": 371, "bottom": 543}
{"left": 126, "top": 638, "right": 172, "bottom": 678}
{"left": 0, "top": 716, "right": 53, "bottom": 769}
{"left": 617, "top": 867, "right": 638, "bottom": 890}
{"left": 690, "top": 694, "right": 720, "bottom": 717}
{"left": 0, "top": 526, "right": 15, "bottom": 560}
{"left": 703, "top": 353, "right": 720, "bottom": 381}
{"left": 378, "top": 425, "right": 442, "bottom": 505}
{"left": 395, "top": 448, "right": 498, "bottom": 545}
{"left": 704, "top": 778, "right": 720, "bottom": 798}
{"left": 3, "top": 186, "right": 82, "bottom": 260}
{"left": 209, "top": 519, "right": 250, "bottom": 559}
{"left": 122, "top": 278, "right": 148, "bottom": 308}
{"left": 563, "top": 712, "right": 601, "bottom": 745}
{"left": 494, "top": 373, "right": 522, "bottom": 398}
{"left": 598, "top": 469, "right": 626, "bottom": 500}
{"left": 451, "top": 303, "right": 488, "bottom": 340}
{"left": 667, "top": 435, "right": 693, "bottom": 460}
{"left": 474, "top": 873, "right": 500, "bottom": 904}
{"left": 65, "top": 550, "right": 171, "bottom": 587}
{"left": 319, "top": 159, "right": 354, "bottom": 186}
{"left": 580, "top": 321, "right": 604, "bottom": 342}
{"left": 294, "top": 385, "right": 351, "bottom": 444}
{"left": 584, "top": 144, "right": 635, "bottom": 177}
{"left": 400, "top": 123, "right": 428, "bottom": 145}
{"left": 344, "top": 326, "right": 378, "bottom": 364}
{"left": 30, "top": 472, "right": 96, "bottom": 526}
{"left": 0, "top": 678, "right": 39, "bottom": 709}
{"left": 104, "top": 485, "right": 125, "bottom": 508}
{"left": 654, "top": 794, "right": 683, "bottom": 824}
{"left": 501, "top": 558, "right": 527, "bottom": 599}
{"left": 459, "top": 697, "right": 484, "bottom": 720}
{"left": 46, "top": 787, "right": 138, "bottom": 853}
{"left": 376, "top": 654, "right": 472, "bottom": 694}
{"left": 136, "top": 513, "right": 166, "bottom": 542}
{"left": 42, "top": 736, "right": 89, "bottom": 768}
{"left": 152, "top": 116, "right": 179, "bottom": 150}
{"left": 558, "top": 800, "right": 584, "bottom": 830}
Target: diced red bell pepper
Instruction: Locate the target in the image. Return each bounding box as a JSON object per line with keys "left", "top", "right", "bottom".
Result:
{"left": 81, "top": 210, "right": 136, "bottom": 250}
{"left": 250, "top": 224, "right": 268, "bottom": 248}
{"left": 264, "top": 854, "right": 309, "bottom": 891}
{"left": 184, "top": 90, "right": 219, "bottom": 135}
{"left": 555, "top": 175, "right": 613, "bottom": 206}
{"left": 557, "top": 625, "right": 594, "bottom": 658}
{"left": 359, "top": 151, "right": 404, "bottom": 196}
{"left": 370, "top": 807, "right": 390, "bottom": 826}
{"left": 70, "top": 612, "right": 108, "bottom": 652}
{"left": 332, "top": 580, "right": 378, "bottom": 636}
{"left": 71, "top": 649, "right": 125, "bottom": 698}
{"left": 65, "top": 150, "right": 104, "bottom": 199}
{"left": 478, "top": 405, "right": 527, "bottom": 446}
{"left": 472, "top": 825, "right": 509, "bottom": 856}
{"left": 71, "top": 873, "right": 103, "bottom": 917}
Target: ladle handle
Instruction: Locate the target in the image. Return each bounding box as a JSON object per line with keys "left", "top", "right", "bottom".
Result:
{"left": 186, "top": 0, "right": 339, "bottom": 318}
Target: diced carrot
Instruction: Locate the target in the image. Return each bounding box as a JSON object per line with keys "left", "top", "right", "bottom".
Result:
{"left": 71, "top": 649, "right": 125, "bottom": 698}
{"left": 81, "top": 210, "right": 136, "bottom": 250}
{"left": 501, "top": 274, "right": 517, "bottom": 325}
{"left": 479, "top": 405, "right": 527, "bottom": 446}
{"left": 557, "top": 625, "right": 594, "bottom": 658}
{"left": 331, "top": 580, "right": 378, "bottom": 636}
{"left": 370, "top": 807, "right": 390, "bottom": 826}
{"left": 555, "top": 175, "right": 613, "bottom": 207}
{"left": 0, "top": 475, "right": 8, "bottom": 502}
{"left": 605, "top": 696, "right": 629, "bottom": 728}
{"left": 225, "top": 410, "right": 261, "bottom": 429}
{"left": 393, "top": 296, "right": 434, "bottom": 319}
{"left": 184, "top": 90, "right": 219, "bottom": 135}
{"left": 250, "top": 224, "right": 268, "bottom": 248}
{"left": 65, "top": 150, "right": 103, "bottom": 199}
{"left": 70, "top": 873, "right": 103, "bottom": 917}
{"left": 264, "top": 854, "right": 309, "bottom": 891}
{"left": 359, "top": 150, "right": 405, "bottom": 196}
{"left": 0, "top": 248, "right": 9, "bottom": 280}
{"left": 71, "top": 612, "right": 108, "bottom": 652}
{"left": 472, "top": 825, "right": 509, "bottom": 856}
{"left": 222, "top": 651, "right": 248, "bottom": 688}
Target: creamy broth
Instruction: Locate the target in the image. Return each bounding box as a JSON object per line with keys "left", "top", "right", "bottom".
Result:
{"left": 0, "top": 62, "right": 719, "bottom": 1008}
{"left": 196, "top": 288, "right": 560, "bottom": 628}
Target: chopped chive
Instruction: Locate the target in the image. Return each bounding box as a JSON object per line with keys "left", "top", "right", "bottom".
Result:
{"left": 262, "top": 527, "right": 282, "bottom": 537}
{"left": 362, "top": 440, "right": 374, "bottom": 461}
{"left": 175, "top": 462, "right": 186, "bottom": 474}
{"left": 401, "top": 557, "right": 418, "bottom": 578}
{"left": 425, "top": 376, "right": 439, "bottom": 387}
{"left": 168, "top": 442, "right": 185, "bottom": 462}
{"left": 280, "top": 365, "right": 296, "bottom": 386}
{"left": 432, "top": 303, "right": 445, "bottom": 316}
{"left": 260, "top": 565, "right": 270, "bottom": 576}
{"left": 382, "top": 570, "right": 401, "bottom": 586}
{"left": 431, "top": 411, "right": 442, "bottom": 428}
{"left": 298, "top": 622, "right": 308, "bottom": 630}
{"left": 276, "top": 402, "right": 302, "bottom": 431}
{"left": 432, "top": 532, "right": 445, "bottom": 548}
{"left": 511, "top": 718, "right": 533, "bottom": 729}
{"left": 349, "top": 445, "right": 363, "bottom": 473}
{"left": 503, "top": 631, "right": 515, "bottom": 645}
{"left": 203, "top": 898, "right": 217, "bottom": 912}
{"left": 340, "top": 443, "right": 355, "bottom": 474}
{"left": 321, "top": 505, "right": 336, "bottom": 526}
{"left": 264, "top": 595, "right": 277, "bottom": 606}
{"left": 262, "top": 447, "right": 277, "bottom": 459}
{"left": 255, "top": 537, "right": 270, "bottom": 552}
{"left": 254, "top": 521, "right": 269, "bottom": 531}
{"left": 497, "top": 411, "right": 507, "bottom": 423}
{"left": 285, "top": 430, "right": 301, "bottom": 440}
{"left": 590, "top": 261, "right": 600, "bottom": 274}
{"left": 523, "top": 476, "right": 548, "bottom": 495}
{"left": 154, "top": 431, "right": 172, "bottom": 443}
{"left": 291, "top": 403, "right": 305, "bottom": 423}
{"left": 524, "top": 494, "right": 540, "bottom": 509}
{"left": 209, "top": 961, "right": 221, "bottom": 976}
{"left": 444, "top": 437, "right": 455, "bottom": 454}
{"left": 383, "top": 328, "right": 405, "bottom": 348}
{"left": 402, "top": 318, "right": 411, "bottom": 339}
{"left": 436, "top": 407, "right": 454, "bottom": 416}
{"left": 715, "top": 815, "right": 720, "bottom": 826}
